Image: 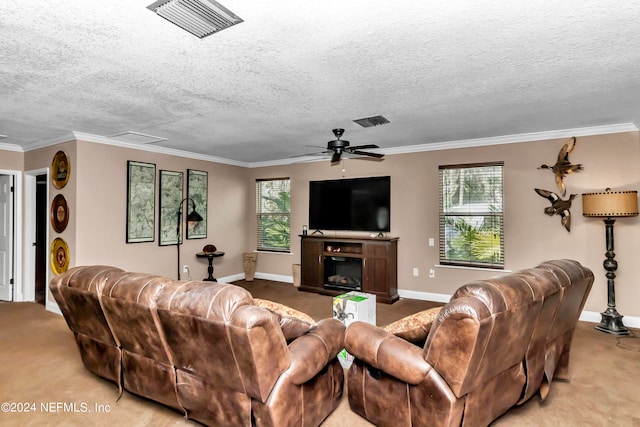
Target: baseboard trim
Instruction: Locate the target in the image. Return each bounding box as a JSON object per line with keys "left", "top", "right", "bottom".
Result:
{"left": 579, "top": 310, "right": 640, "bottom": 328}
{"left": 254, "top": 272, "right": 293, "bottom": 283}
{"left": 212, "top": 274, "right": 640, "bottom": 328}
{"left": 398, "top": 289, "right": 640, "bottom": 328}
{"left": 220, "top": 272, "right": 294, "bottom": 284}
{"left": 217, "top": 273, "right": 245, "bottom": 283}
{"left": 46, "top": 300, "right": 62, "bottom": 315}
{"left": 398, "top": 289, "right": 451, "bottom": 303}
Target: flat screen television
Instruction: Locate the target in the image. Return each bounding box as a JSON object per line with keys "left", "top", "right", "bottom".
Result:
{"left": 309, "top": 176, "right": 391, "bottom": 232}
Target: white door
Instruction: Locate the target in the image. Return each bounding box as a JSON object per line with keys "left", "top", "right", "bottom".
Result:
{"left": 0, "top": 175, "right": 13, "bottom": 301}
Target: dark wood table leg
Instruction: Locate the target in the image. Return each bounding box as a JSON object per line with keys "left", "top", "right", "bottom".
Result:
{"left": 204, "top": 254, "right": 216, "bottom": 281}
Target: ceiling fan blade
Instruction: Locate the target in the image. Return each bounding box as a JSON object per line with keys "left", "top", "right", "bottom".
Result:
{"left": 350, "top": 150, "right": 384, "bottom": 158}
{"left": 349, "top": 144, "right": 379, "bottom": 150}
{"left": 331, "top": 151, "right": 342, "bottom": 163}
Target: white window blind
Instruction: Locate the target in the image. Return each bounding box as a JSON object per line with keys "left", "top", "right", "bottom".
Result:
{"left": 256, "top": 178, "right": 291, "bottom": 252}
{"left": 439, "top": 162, "right": 504, "bottom": 268}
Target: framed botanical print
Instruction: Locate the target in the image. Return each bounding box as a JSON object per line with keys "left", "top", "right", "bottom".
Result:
{"left": 159, "top": 170, "right": 184, "bottom": 246}
{"left": 126, "top": 161, "right": 156, "bottom": 243}
{"left": 187, "top": 169, "right": 208, "bottom": 239}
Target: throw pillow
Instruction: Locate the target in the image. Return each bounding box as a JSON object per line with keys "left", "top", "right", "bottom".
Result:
{"left": 383, "top": 307, "right": 442, "bottom": 343}
{"left": 254, "top": 298, "right": 317, "bottom": 341}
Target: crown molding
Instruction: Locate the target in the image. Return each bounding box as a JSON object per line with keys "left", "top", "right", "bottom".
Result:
{"left": 10, "top": 123, "right": 638, "bottom": 168}
{"left": 380, "top": 123, "right": 639, "bottom": 156}
{"left": 20, "top": 131, "right": 250, "bottom": 167}
{"left": 0, "top": 142, "right": 23, "bottom": 152}
{"left": 72, "top": 132, "right": 250, "bottom": 167}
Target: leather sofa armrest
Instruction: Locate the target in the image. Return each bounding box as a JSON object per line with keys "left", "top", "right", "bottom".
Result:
{"left": 286, "top": 318, "right": 345, "bottom": 385}
{"left": 345, "top": 321, "right": 431, "bottom": 385}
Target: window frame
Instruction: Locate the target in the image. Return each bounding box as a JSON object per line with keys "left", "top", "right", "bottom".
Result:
{"left": 438, "top": 161, "right": 504, "bottom": 269}
{"left": 256, "top": 177, "right": 291, "bottom": 253}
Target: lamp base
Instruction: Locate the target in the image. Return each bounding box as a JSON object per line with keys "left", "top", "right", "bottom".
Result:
{"left": 595, "top": 308, "right": 630, "bottom": 335}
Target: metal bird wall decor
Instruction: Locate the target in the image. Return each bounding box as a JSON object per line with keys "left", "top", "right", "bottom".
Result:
{"left": 535, "top": 188, "right": 576, "bottom": 232}
{"left": 538, "top": 136, "right": 583, "bottom": 196}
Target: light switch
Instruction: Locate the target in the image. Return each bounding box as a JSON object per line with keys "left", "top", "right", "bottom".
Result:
{"left": 428, "top": 238, "right": 435, "bottom": 247}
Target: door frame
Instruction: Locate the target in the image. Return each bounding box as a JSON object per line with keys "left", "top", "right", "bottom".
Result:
{"left": 0, "top": 169, "right": 22, "bottom": 302}
{"left": 24, "top": 168, "right": 49, "bottom": 306}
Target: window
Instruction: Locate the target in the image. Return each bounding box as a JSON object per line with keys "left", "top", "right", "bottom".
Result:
{"left": 256, "top": 178, "right": 291, "bottom": 252}
{"left": 439, "top": 162, "right": 504, "bottom": 268}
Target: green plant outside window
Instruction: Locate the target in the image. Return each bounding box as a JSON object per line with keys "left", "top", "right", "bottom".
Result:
{"left": 256, "top": 178, "right": 290, "bottom": 252}
{"left": 439, "top": 163, "right": 504, "bottom": 268}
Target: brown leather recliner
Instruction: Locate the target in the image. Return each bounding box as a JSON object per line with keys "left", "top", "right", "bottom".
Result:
{"left": 50, "top": 267, "right": 345, "bottom": 427}
{"left": 535, "top": 259, "right": 594, "bottom": 397}
{"left": 100, "top": 272, "right": 183, "bottom": 410}
{"left": 49, "top": 265, "right": 125, "bottom": 386}
{"left": 344, "top": 259, "right": 593, "bottom": 427}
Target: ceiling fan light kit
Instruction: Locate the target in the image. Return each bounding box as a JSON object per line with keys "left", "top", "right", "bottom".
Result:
{"left": 147, "top": 0, "right": 243, "bottom": 38}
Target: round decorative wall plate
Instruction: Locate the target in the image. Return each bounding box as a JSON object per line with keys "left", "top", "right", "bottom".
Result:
{"left": 51, "top": 150, "right": 70, "bottom": 189}
{"left": 51, "top": 194, "right": 69, "bottom": 233}
{"left": 50, "top": 238, "right": 70, "bottom": 275}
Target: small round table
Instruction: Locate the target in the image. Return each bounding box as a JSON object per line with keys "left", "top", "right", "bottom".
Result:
{"left": 196, "top": 251, "right": 225, "bottom": 281}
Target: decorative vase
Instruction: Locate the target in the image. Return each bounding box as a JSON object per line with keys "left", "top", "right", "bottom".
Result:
{"left": 292, "top": 264, "right": 301, "bottom": 288}
{"left": 243, "top": 253, "right": 258, "bottom": 281}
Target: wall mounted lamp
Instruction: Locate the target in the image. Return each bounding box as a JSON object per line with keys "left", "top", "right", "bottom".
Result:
{"left": 582, "top": 188, "right": 638, "bottom": 335}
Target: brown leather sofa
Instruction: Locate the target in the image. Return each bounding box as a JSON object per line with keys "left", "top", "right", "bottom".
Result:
{"left": 50, "top": 265, "right": 345, "bottom": 426}
{"left": 344, "top": 259, "right": 593, "bottom": 427}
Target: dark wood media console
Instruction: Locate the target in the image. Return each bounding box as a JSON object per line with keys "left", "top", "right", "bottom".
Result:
{"left": 299, "top": 235, "right": 399, "bottom": 304}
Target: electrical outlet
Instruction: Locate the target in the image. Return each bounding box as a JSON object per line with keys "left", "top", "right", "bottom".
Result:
{"left": 183, "top": 265, "right": 189, "bottom": 273}
{"left": 412, "top": 268, "right": 419, "bottom": 277}
{"left": 429, "top": 268, "right": 435, "bottom": 278}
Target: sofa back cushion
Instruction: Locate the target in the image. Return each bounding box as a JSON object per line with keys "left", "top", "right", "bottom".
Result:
{"left": 49, "top": 265, "right": 124, "bottom": 346}
{"left": 155, "top": 281, "right": 290, "bottom": 402}
{"left": 535, "top": 259, "right": 594, "bottom": 395}
{"left": 537, "top": 260, "right": 594, "bottom": 342}
{"left": 424, "top": 273, "right": 540, "bottom": 397}
{"left": 511, "top": 267, "right": 562, "bottom": 403}
{"left": 100, "top": 272, "right": 173, "bottom": 363}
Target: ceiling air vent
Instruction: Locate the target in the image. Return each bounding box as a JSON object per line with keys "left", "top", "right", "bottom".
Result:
{"left": 147, "top": 0, "right": 243, "bottom": 38}
{"left": 109, "top": 131, "right": 168, "bottom": 144}
{"left": 353, "top": 115, "right": 390, "bottom": 128}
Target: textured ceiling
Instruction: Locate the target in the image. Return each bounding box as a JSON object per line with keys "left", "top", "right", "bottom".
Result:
{"left": 1, "top": 1, "right": 640, "bottom": 164}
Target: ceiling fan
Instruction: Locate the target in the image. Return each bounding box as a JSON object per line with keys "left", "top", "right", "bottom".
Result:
{"left": 302, "top": 128, "right": 385, "bottom": 164}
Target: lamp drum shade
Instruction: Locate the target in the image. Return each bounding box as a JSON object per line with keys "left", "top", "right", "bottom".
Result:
{"left": 582, "top": 189, "right": 638, "bottom": 217}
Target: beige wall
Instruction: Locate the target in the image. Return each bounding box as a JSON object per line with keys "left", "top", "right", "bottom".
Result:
{"left": 73, "top": 140, "right": 249, "bottom": 281}
{"left": 247, "top": 131, "right": 640, "bottom": 318}
{"left": 0, "top": 149, "right": 24, "bottom": 170}
{"left": 20, "top": 140, "right": 248, "bottom": 306}
{"left": 6, "top": 130, "right": 640, "bottom": 320}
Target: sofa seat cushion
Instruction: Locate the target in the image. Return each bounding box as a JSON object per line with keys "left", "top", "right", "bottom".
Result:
{"left": 254, "top": 299, "right": 317, "bottom": 341}
{"left": 383, "top": 307, "right": 442, "bottom": 343}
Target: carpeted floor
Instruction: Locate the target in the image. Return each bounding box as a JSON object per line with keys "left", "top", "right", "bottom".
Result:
{"left": 1, "top": 279, "right": 639, "bottom": 426}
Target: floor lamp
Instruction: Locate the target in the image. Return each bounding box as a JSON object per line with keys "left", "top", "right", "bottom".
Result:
{"left": 177, "top": 197, "right": 203, "bottom": 280}
{"left": 582, "top": 188, "right": 638, "bottom": 335}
